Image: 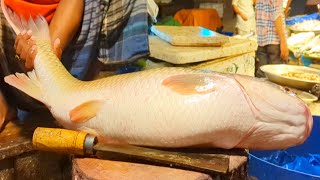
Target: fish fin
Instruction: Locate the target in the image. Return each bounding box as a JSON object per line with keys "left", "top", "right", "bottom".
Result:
{"left": 1, "top": 0, "right": 50, "bottom": 40}
{"left": 4, "top": 71, "right": 44, "bottom": 103}
{"left": 70, "top": 100, "right": 105, "bottom": 123}
{"left": 162, "top": 74, "right": 217, "bottom": 95}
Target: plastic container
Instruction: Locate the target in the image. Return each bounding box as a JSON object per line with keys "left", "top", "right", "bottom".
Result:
{"left": 220, "top": 32, "right": 234, "bottom": 36}
{"left": 248, "top": 116, "right": 320, "bottom": 180}
{"left": 286, "top": 13, "right": 320, "bottom": 26}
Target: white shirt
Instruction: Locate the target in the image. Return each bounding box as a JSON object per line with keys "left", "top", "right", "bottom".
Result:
{"left": 232, "top": 0, "right": 256, "bottom": 34}
{"left": 232, "top": 0, "right": 255, "bottom": 17}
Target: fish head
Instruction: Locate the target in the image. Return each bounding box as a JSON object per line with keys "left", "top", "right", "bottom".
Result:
{"left": 234, "top": 75, "right": 313, "bottom": 149}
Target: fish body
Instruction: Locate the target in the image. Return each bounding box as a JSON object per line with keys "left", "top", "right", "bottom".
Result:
{"left": 1, "top": 2, "right": 313, "bottom": 150}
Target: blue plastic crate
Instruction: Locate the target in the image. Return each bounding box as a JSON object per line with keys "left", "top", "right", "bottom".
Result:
{"left": 248, "top": 116, "right": 320, "bottom": 180}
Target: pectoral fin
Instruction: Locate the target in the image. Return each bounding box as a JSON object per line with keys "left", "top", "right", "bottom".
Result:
{"left": 70, "top": 100, "right": 104, "bottom": 123}
{"left": 162, "top": 74, "right": 218, "bottom": 95}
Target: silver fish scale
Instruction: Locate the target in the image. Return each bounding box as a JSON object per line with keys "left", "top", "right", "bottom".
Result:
{"left": 35, "top": 40, "right": 80, "bottom": 91}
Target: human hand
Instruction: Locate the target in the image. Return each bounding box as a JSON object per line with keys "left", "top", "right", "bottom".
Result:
{"left": 241, "top": 14, "right": 248, "bottom": 21}
{"left": 14, "top": 30, "right": 37, "bottom": 70}
{"left": 53, "top": 38, "right": 62, "bottom": 60}
{"left": 15, "top": 31, "right": 62, "bottom": 70}
{"left": 280, "top": 41, "right": 289, "bottom": 62}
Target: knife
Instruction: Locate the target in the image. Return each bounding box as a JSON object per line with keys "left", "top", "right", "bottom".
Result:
{"left": 32, "top": 127, "right": 230, "bottom": 174}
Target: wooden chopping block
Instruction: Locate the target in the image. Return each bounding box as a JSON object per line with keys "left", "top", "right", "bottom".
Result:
{"left": 72, "top": 158, "right": 212, "bottom": 180}
{"left": 72, "top": 152, "right": 248, "bottom": 180}
{"left": 0, "top": 114, "right": 70, "bottom": 180}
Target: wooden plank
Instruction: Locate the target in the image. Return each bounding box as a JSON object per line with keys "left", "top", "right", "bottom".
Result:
{"left": 72, "top": 158, "right": 213, "bottom": 180}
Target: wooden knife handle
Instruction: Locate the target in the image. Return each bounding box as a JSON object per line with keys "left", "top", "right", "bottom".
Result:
{"left": 32, "top": 127, "right": 96, "bottom": 156}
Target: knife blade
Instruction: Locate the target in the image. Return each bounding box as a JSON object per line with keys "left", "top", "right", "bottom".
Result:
{"left": 32, "top": 127, "right": 229, "bottom": 174}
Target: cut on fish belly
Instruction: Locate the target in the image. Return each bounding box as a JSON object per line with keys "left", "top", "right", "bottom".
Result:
{"left": 1, "top": 0, "right": 313, "bottom": 150}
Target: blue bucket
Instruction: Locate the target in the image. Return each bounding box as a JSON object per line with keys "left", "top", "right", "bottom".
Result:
{"left": 248, "top": 116, "right": 320, "bottom": 180}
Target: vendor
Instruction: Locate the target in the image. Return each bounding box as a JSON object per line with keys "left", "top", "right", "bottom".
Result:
{"left": 0, "top": 0, "right": 84, "bottom": 116}
{"left": 232, "top": 0, "right": 256, "bottom": 36}
{"left": 255, "top": 0, "right": 289, "bottom": 77}
{"left": 0, "top": 0, "right": 149, "bottom": 127}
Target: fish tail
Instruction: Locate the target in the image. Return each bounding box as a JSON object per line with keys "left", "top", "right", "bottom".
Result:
{"left": 1, "top": 0, "right": 49, "bottom": 104}
{"left": 4, "top": 71, "right": 44, "bottom": 104}
{"left": 1, "top": 0, "right": 50, "bottom": 41}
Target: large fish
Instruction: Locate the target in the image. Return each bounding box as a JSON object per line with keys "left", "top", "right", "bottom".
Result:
{"left": 1, "top": 2, "right": 313, "bottom": 150}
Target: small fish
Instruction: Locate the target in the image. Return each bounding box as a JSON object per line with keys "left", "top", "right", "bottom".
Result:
{"left": 1, "top": 1, "right": 313, "bottom": 150}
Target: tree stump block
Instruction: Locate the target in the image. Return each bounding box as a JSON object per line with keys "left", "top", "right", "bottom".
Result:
{"left": 0, "top": 112, "right": 72, "bottom": 180}
{"left": 72, "top": 158, "right": 213, "bottom": 180}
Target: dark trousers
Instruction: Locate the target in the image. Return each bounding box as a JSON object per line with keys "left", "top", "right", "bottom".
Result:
{"left": 290, "top": 0, "right": 307, "bottom": 16}
{"left": 255, "top": 44, "right": 283, "bottom": 77}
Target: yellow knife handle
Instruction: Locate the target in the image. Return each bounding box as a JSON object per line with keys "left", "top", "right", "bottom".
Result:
{"left": 32, "top": 127, "right": 97, "bottom": 156}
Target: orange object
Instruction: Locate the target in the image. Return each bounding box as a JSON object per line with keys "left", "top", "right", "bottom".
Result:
{"left": 4, "top": 0, "right": 60, "bottom": 23}
{"left": 174, "top": 9, "right": 222, "bottom": 31}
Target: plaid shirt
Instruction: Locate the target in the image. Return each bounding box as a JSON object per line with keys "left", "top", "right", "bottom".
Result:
{"left": 256, "top": 0, "right": 285, "bottom": 46}
{"left": 62, "top": 0, "right": 149, "bottom": 80}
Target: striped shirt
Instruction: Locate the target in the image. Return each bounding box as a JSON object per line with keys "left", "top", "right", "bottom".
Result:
{"left": 256, "top": 0, "right": 285, "bottom": 46}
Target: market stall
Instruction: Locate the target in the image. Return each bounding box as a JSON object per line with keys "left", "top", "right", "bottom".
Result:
{"left": 0, "top": 0, "right": 319, "bottom": 179}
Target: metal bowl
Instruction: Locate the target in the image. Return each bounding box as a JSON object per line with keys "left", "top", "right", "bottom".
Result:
{"left": 260, "top": 64, "right": 320, "bottom": 90}
{"left": 289, "top": 88, "right": 318, "bottom": 103}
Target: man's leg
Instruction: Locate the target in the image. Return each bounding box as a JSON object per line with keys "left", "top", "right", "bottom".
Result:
{"left": 255, "top": 46, "right": 268, "bottom": 77}
{"left": 266, "top": 44, "right": 282, "bottom": 64}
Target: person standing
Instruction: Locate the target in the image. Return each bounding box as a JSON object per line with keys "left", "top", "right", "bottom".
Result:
{"left": 232, "top": 0, "right": 256, "bottom": 35}
{"left": 255, "top": 0, "right": 289, "bottom": 77}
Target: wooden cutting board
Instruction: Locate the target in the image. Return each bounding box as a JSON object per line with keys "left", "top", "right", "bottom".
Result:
{"left": 150, "top": 25, "right": 229, "bottom": 47}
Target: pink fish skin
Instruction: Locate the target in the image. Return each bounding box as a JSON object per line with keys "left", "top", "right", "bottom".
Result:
{"left": 1, "top": 1, "right": 313, "bottom": 150}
